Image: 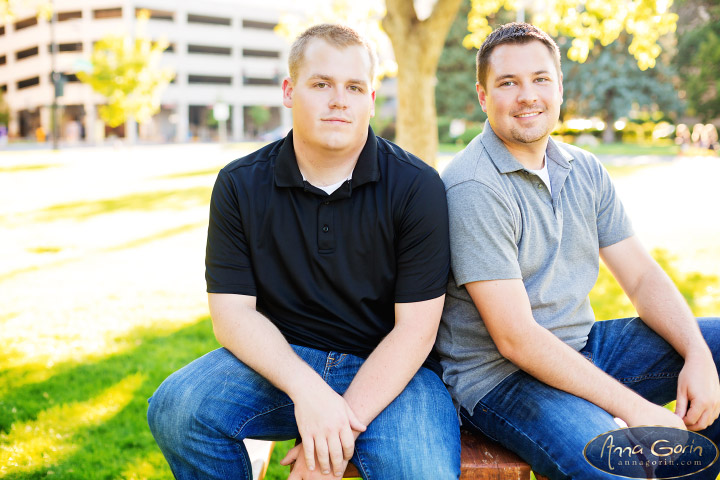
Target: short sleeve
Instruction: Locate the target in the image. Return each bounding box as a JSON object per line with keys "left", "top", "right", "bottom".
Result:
{"left": 446, "top": 180, "right": 522, "bottom": 286}
{"left": 595, "top": 163, "right": 634, "bottom": 248}
{"left": 205, "top": 169, "right": 257, "bottom": 295}
{"left": 393, "top": 167, "right": 450, "bottom": 303}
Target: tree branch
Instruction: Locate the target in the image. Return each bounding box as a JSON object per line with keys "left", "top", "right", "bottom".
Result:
{"left": 426, "top": 0, "right": 463, "bottom": 33}
{"left": 383, "top": 0, "right": 417, "bottom": 39}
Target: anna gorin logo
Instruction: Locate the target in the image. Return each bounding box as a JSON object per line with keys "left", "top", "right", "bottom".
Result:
{"left": 584, "top": 427, "right": 718, "bottom": 479}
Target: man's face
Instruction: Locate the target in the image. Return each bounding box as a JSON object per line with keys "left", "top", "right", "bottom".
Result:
{"left": 282, "top": 39, "right": 375, "bottom": 154}
{"left": 477, "top": 40, "right": 563, "bottom": 151}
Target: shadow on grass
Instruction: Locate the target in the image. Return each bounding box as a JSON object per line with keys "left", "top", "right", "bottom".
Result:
{"left": 0, "top": 317, "right": 220, "bottom": 479}
{"left": 32, "top": 186, "right": 212, "bottom": 222}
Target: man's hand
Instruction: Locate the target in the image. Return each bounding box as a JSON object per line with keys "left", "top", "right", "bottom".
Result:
{"left": 282, "top": 443, "right": 350, "bottom": 480}
{"left": 623, "top": 401, "right": 687, "bottom": 430}
{"left": 675, "top": 351, "right": 720, "bottom": 430}
{"left": 291, "top": 383, "right": 365, "bottom": 476}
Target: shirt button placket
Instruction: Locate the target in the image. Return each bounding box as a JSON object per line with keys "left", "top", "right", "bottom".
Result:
{"left": 318, "top": 200, "right": 334, "bottom": 252}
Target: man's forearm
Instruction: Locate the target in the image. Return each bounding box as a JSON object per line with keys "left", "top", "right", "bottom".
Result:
{"left": 209, "top": 293, "right": 328, "bottom": 399}
{"left": 342, "top": 297, "right": 443, "bottom": 427}
{"left": 504, "top": 323, "right": 658, "bottom": 423}
{"left": 629, "top": 262, "right": 709, "bottom": 360}
{"left": 342, "top": 325, "right": 434, "bottom": 426}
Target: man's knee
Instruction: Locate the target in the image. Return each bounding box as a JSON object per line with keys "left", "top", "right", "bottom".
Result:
{"left": 359, "top": 369, "right": 460, "bottom": 478}
{"left": 148, "top": 373, "right": 189, "bottom": 445}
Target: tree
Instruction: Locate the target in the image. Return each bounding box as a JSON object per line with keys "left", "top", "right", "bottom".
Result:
{"left": 279, "top": 0, "right": 678, "bottom": 164}
{"left": 675, "top": 0, "right": 720, "bottom": 121}
{"left": 436, "top": 0, "right": 516, "bottom": 125}
{"left": 0, "top": 0, "right": 51, "bottom": 23}
{"left": 0, "top": 89, "right": 9, "bottom": 126}
{"left": 561, "top": 36, "right": 684, "bottom": 142}
{"left": 381, "top": 0, "right": 462, "bottom": 163}
{"left": 76, "top": 10, "right": 175, "bottom": 128}
{"left": 384, "top": 0, "right": 678, "bottom": 164}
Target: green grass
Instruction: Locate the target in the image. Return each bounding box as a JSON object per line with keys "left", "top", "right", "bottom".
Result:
{"left": 0, "top": 319, "right": 220, "bottom": 479}
{"left": 582, "top": 142, "right": 680, "bottom": 156}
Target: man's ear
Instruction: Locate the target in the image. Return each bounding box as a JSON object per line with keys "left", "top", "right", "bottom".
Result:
{"left": 282, "top": 77, "right": 294, "bottom": 108}
{"left": 476, "top": 82, "right": 487, "bottom": 112}
{"left": 370, "top": 89, "right": 376, "bottom": 118}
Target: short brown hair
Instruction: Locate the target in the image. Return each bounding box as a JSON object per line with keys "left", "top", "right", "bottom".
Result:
{"left": 288, "top": 24, "right": 376, "bottom": 82}
{"left": 476, "top": 22, "right": 561, "bottom": 88}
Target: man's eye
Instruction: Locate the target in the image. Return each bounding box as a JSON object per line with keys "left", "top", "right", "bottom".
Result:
{"left": 315, "top": 82, "right": 328, "bottom": 88}
{"left": 348, "top": 85, "right": 361, "bottom": 92}
{"left": 500, "top": 81, "right": 515, "bottom": 87}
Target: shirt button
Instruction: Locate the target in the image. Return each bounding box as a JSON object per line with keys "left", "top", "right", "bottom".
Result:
{"left": 537, "top": 183, "right": 543, "bottom": 189}
{"left": 323, "top": 201, "right": 330, "bottom": 205}
{"left": 322, "top": 225, "right": 329, "bottom": 233}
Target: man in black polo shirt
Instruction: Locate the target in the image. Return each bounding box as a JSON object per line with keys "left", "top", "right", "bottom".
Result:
{"left": 148, "top": 24, "right": 460, "bottom": 480}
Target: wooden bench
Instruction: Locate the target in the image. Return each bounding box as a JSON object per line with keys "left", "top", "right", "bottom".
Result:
{"left": 271, "top": 429, "right": 549, "bottom": 479}
{"left": 342, "top": 430, "right": 549, "bottom": 480}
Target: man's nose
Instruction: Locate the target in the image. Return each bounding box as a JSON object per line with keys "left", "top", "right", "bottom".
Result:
{"left": 517, "top": 83, "right": 538, "bottom": 104}
{"left": 329, "top": 88, "right": 348, "bottom": 109}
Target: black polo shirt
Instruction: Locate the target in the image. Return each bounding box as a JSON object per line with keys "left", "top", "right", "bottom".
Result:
{"left": 206, "top": 127, "right": 449, "bottom": 366}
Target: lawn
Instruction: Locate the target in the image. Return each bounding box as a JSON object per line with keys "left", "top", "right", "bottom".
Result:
{"left": 0, "top": 145, "right": 718, "bottom": 479}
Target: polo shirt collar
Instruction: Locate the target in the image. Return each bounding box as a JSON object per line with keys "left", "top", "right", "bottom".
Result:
{"left": 274, "top": 126, "right": 380, "bottom": 189}
{"left": 479, "top": 120, "right": 574, "bottom": 173}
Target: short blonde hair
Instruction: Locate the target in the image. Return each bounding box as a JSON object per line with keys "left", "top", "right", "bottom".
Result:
{"left": 288, "top": 24, "right": 376, "bottom": 82}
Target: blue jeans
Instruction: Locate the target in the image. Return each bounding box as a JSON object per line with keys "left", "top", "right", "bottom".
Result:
{"left": 460, "top": 317, "right": 720, "bottom": 480}
{"left": 148, "top": 345, "right": 460, "bottom": 479}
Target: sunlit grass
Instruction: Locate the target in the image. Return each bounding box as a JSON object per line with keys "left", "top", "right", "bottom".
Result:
{"left": 157, "top": 168, "right": 222, "bottom": 179}
{"left": 0, "top": 164, "right": 58, "bottom": 173}
{"left": 591, "top": 248, "right": 720, "bottom": 320}
{"left": 1, "top": 374, "right": 143, "bottom": 476}
{"left": 33, "top": 187, "right": 212, "bottom": 221}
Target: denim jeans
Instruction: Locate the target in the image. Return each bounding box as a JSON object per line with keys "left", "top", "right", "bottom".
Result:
{"left": 148, "top": 345, "right": 460, "bottom": 479}
{"left": 460, "top": 317, "right": 720, "bottom": 480}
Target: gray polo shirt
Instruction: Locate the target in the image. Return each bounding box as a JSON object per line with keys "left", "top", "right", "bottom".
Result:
{"left": 436, "top": 122, "right": 634, "bottom": 414}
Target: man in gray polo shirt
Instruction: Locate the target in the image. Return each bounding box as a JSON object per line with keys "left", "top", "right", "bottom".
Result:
{"left": 437, "top": 22, "right": 720, "bottom": 479}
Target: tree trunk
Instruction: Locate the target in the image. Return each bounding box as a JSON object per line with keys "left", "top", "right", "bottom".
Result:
{"left": 383, "top": 0, "right": 462, "bottom": 166}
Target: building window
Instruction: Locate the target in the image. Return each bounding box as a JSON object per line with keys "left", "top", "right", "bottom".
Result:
{"left": 165, "top": 43, "right": 175, "bottom": 53}
{"left": 243, "top": 49, "right": 280, "bottom": 59}
{"left": 49, "top": 43, "right": 84, "bottom": 53}
{"left": 16, "top": 46, "right": 39, "bottom": 61}
{"left": 188, "top": 44, "right": 232, "bottom": 56}
{"left": 244, "top": 77, "right": 279, "bottom": 86}
{"left": 188, "top": 14, "right": 231, "bottom": 26}
{"left": 0, "top": 26, "right": 5, "bottom": 36}
{"left": 0, "top": 55, "right": 6, "bottom": 65}
{"left": 242, "top": 19, "right": 276, "bottom": 30}
{"left": 0, "top": 84, "right": 7, "bottom": 93}
{"left": 136, "top": 8, "right": 174, "bottom": 21}
{"left": 58, "top": 10, "right": 82, "bottom": 22}
{"left": 48, "top": 73, "right": 80, "bottom": 83}
{"left": 93, "top": 8, "right": 122, "bottom": 19}
{"left": 14, "top": 16, "right": 38, "bottom": 31}
{"left": 17, "top": 76, "right": 40, "bottom": 90}
{"left": 188, "top": 75, "right": 232, "bottom": 85}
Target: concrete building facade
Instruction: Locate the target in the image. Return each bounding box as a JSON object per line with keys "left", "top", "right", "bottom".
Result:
{"left": 0, "top": 0, "right": 298, "bottom": 143}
